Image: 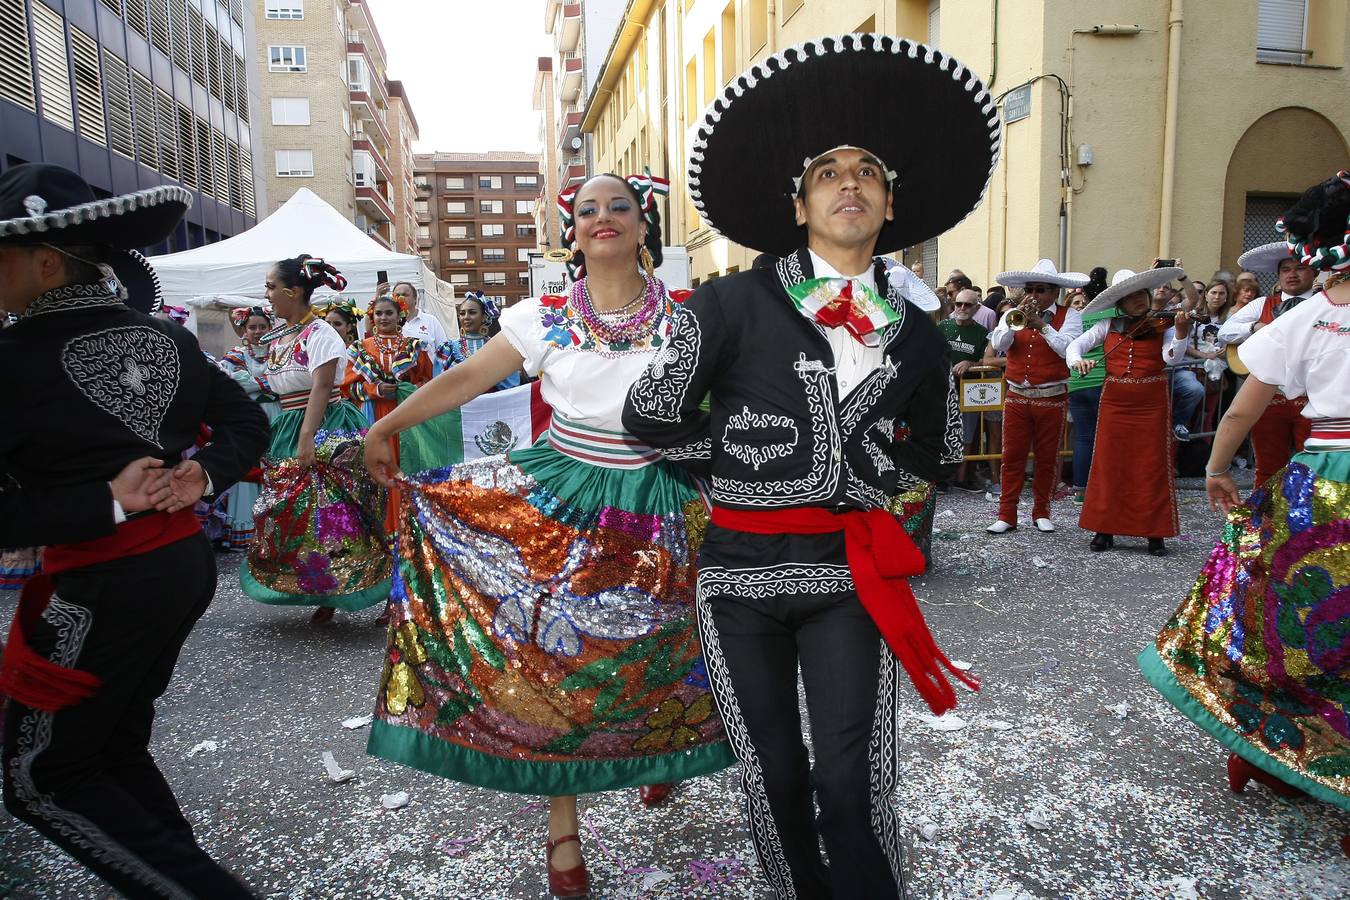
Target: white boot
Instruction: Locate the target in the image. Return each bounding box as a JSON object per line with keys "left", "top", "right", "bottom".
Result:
{"left": 1034, "top": 517, "right": 1056, "bottom": 533}
{"left": 986, "top": 519, "right": 1016, "bottom": 534}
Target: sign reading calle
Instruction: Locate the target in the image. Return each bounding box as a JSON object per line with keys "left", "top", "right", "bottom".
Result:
{"left": 1003, "top": 84, "right": 1032, "bottom": 125}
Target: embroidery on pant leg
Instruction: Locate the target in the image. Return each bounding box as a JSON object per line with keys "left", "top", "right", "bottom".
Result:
{"left": 868, "top": 643, "right": 907, "bottom": 892}
{"left": 939, "top": 370, "right": 964, "bottom": 465}
{"left": 696, "top": 573, "right": 798, "bottom": 900}
{"left": 8, "top": 596, "right": 193, "bottom": 899}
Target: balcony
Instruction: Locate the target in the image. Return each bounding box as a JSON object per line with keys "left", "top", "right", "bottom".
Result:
{"left": 349, "top": 91, "right": 392, "bottom": 148}
{"left": 560, "top": 110, "right": 583, "bottom": 156}
{"left": 563, "top": 161, "right": 587, "bottom": 188}
{"left": 560, "top": 56, "right": 583, "bottom": 103}
{"left": 414, "top": 178, "right": 431, "bottom": 195}
{"left": 556, "top": 4, "right": 581, "bottom": 54}
{"left": 356, "top": 185, "right": 394, "bottom": 224}
{"left": 352, "top": 139, "right": 392, "bottom": 183}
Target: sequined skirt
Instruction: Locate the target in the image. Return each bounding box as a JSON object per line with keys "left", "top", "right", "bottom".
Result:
{"left": 241, "top": 403, "right": 393, "bottom": 610}
{"left": 888, "top": 481, "right": 937, "bottom": 569}
{"left": 366, "top": 439, "right": 735, "bottom": 795}
{"left": 1140, "top": 450, "right": 1350, "bottom": 810}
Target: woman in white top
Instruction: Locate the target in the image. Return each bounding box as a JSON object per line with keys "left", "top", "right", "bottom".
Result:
{"left": 361, "top": 174, "right": 732, "bottom": 898}
{"left": 241, "top": 255, "right": 391, "bottom": 624}
{"left": 1139, "top": 173, "right": 1350, "bottom": 847}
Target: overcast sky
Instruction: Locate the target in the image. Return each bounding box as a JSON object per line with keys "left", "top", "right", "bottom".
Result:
{"left": 369, "top": 0, "right": 554, "bottom": 154}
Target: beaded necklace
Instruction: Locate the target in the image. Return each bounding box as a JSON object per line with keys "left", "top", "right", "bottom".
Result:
{"left": 264, "top": 312, "right": 316, "bottom": 371}
{"left": 572, "top": 275, "right": 661, "bottom": 346}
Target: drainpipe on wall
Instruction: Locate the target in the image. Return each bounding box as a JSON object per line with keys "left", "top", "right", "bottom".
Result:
{"left": 1159, "top": 0, "right": 1184, "bottom": 255}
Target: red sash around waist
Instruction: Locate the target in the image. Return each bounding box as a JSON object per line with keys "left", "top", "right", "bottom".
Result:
{"left": 710, "top": 505, "right": 980, "bottom": 715}
{"left": 0, "top": 507, "right": 200, "bottom": 712}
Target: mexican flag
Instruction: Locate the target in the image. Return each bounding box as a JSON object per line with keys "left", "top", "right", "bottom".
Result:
{"left": 398, "top": 381, "right": 552, "bottom": 474}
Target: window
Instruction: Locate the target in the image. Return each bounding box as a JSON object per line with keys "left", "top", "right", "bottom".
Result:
{"left": 446, "top": 200, "right": 467, "bottom": 214}
{"left": 341, "top": 107, "right": 350, "bottom": 134}
{"left": 234, "top": 56, "right": 249, "bottom": 119}
{"left": 347, "top": 55, "right": 368, "bottom": 92}
{"left": 265, "top": 0, "right": 304, "bottom": 19}
{"left": 170, "top": 1, "right": 188, "bottom": 71}
{"left": 148, "top": 0, "right": 170, "bottom": 55}
{"left": 480, "top": 199, "right": 504, "bottom": 214}
{"left": 482, "top": 248, "right": 505, "bottom": 262}
{"left": 516, "top": 224, "right": 536, "bottom": 238}
{"left": 268, "top": 45, "right": 306, "bottom": 72}
{"left": 446, "top": 249, "right": 469, "bottom": 263}
{"left": 479, "top": 175, "right": 502, "bottom": 189}
{"left": 482, "top": 223, "right": 505, "bottom": 237}
{"left": 415, "top": 199, "right": 429, "bottom": 215}
{"left": 275, "top": 149, "right": 314, "bottom": 176}
{"left": 449, "top": 273, "right": 470, "bottom": 285}
{"left": 1257, "top": 0, "right": 1308, "bottom": 63}
{"left": 219, "top": 37, "right": 235, "bottom": 113}
{"left": 484, "top": 272, "right": 506, "bottom": 286}
{"left": 447, "top": 225, "right": 469, "bottom": 240}
{"left": 444, "top": 176, "right": 465, "bottom": 190}
{"left": 517, "top": 248, "right": 533, "bottom": 262}
{"left": 102, "top": 51, "right": 134, "bottom": 157}
{"left": 196, "top": 118, "right": 214, "bottom": 197}
{"left": 187, "top": 7, "right": 206, "bottom": 87}
{"left": 154, "top": 88, "right": 179, "bottom": 179}
{"left": 353, "top": 150, "right": 375, "bottom": 187}
{"left": 927, "top": 0, "right": 940, "bottom": 48}
{"left": 515, "top": 199, "right": 536, "bottom": 215}
{"left": 176, "top": 104, "right": 196, "bottom": 188}
{"left": 518, "top": 272, "right": 531, "bottom": 285}
{"left": 515, "top": 175, "right": 539, "bottom": 188}
{"left": 271, "top": 97, "right": 311, "bottom": 125}
{"left": 2, "top": 1, "right": 38, "bottom": 113}
{"left": 417, "top": 225, "right": 430, "bottom": 240}
{"left": 32, "top": 2, "right": 74, "bottom": 130}
{"left": 70, "top": 28, "right": 107, "bottom": 146}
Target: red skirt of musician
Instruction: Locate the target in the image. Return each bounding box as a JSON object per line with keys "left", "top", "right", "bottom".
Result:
{"left": 1079, "top": 373, "right": 1179, "bottom": 538}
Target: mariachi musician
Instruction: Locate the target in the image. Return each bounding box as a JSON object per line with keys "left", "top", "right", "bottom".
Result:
{"left": 1217, "top": 241, "right": 1320, "bottom": 487}
{"left": 985, "top": 259, "right": 1088, "bottom": 535}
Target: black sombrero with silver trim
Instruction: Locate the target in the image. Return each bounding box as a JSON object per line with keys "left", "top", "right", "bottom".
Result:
{"left": 687, "top": 33, "right": 1000, "bottom": 256}
{"left": 0, "top": 163, "right": 190, "bottom": 313}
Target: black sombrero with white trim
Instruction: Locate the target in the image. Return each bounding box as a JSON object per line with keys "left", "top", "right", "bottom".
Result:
{"left": 687, "top": 33, "right": 1000, "bottom": 256}
{"left": 0, "top": 163, "right": 190, "bottom": 313}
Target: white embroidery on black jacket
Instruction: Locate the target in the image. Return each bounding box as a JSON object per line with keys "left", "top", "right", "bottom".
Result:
{"left": 628, "top": 306, "right": 702, "bottom": 423}
{"left": 61, "top": 326, "right": 182, "bottom": 448}
{"left": 722, "top": 406, "right": 799, "bottom": 471}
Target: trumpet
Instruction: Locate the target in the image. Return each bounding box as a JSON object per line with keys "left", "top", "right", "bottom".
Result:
{"left": 1006, "top": 297, "right": 1040, "bottom": 331}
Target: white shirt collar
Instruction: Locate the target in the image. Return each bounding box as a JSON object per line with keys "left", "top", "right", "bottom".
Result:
{"left": 1281, "top": 290, "right": 1315, "bottom": 302}
{"left": 808, "top": 249, "right": 877, "bottom": 295}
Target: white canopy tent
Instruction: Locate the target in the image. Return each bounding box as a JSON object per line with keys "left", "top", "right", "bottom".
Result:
{"left": 148, "top": 187, "right": 455, "bottom": 318}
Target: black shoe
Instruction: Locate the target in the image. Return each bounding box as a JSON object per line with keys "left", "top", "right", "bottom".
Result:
{"left": 1090, "top": 533, "right": 1114, "bottom": 552}
{"left": 1148, "top": 538, "right": 1168, "bottom": 557}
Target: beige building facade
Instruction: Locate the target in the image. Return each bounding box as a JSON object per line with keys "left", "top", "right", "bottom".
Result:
{"left": 256, "top": 0, "right": 416, "bottom": 250}
{"left": 532, "top": 57, "right": 563, "bottom": 250}
{"left": 582, "top": 0, "right": 1350, "bottom": 287}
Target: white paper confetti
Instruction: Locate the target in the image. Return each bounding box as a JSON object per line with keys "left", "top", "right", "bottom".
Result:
{"left": 922, "top": 713, "right": 968, "bottom": 732}
{"left": 1031, "top": 556, "right": 1048, "bottom": 568}
{"left": 1167, "top": 875, "right": 1199, "bottom": 899}
{"left": 341, "top": 714, "right": 374, "bottom": 730}
{"left": 915, "top": 814, "right": 939, "bottom": 842}
{"left": 990, "top": 887, "right": 1036, "bottom": 900}
{"left": 380, "top": 790, "right": 411, "bottom": 810}
{"left": 1106, "top": 702, "right": 1131, "bottom": 720}
{"left": 187, "top": 740, "right": 218, "bottom": 757}
{"left": 950, "top": 659, "right": 973, "bottom": 671}
{"left": 640, "top": 869, "right": 674, "bottom": 890}
{"left": 321, "top": 751, "right": 355, "bottom": 784}
{"left": 1025, "top": 807, "right": 1054, "bottom": 831}
{"left": 984, "top": 719, "right": 1015, "bottom": 731}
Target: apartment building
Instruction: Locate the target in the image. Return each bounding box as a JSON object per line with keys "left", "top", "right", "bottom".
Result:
{"left": 386, "top": 79, "right": 420, "bottom": 255}
{"left": 0, "top": 0, "right": 261, "bottom": 251}
{"left": 531, "top": 56, "right": 561, "bottom": 249}
{"left": 256, "top": 0, "right": 416, "bottom": 250}
{"left": 581, "top": 0, "right": 1350, "bottom": 287}
{"left": 415, "top": 152, "right": 543, "bottom": 309}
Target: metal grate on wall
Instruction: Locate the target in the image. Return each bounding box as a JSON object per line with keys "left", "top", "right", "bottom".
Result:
{"left": 1243, "top": 194, "right": 1297, "bottom": 294}
{"left": 234, "top": 54, "right": 248, "bottom": 120}
{"left": 212, "top": 130, "right": 229, "bottom": 201}
{"left": 154, "top": 87, "right": 179, "bottom": 179}
{"left": 219, "top": 37, "right": 235, "bottom": 113}
{"left": 148, "top": 0, "right": 171, "bottom": 56}
{"left": 196, "top": 117, "right": 214, "bottom": 198}
{"left": 130, "top": 69, "right": 157, "bottom": 165}
{"left": 176, "top": 103, "right": 197, "bottom": 188}
{"left": 226, "top": 138, "right": 243, "bottom": 209}
{"left": 239, "top": 145, "right": 255, "bottom": 216}
{"left": 102, "top": 50, "right": 135, "bottom": 157}
{"left": 0, "top": 0, "right": 36, "bottom": 112}
{"left": 70, "top": 28, "right": 108, "bottom": 146}
{"left": 100, "top": 0, "right": 124, "bottom": 14}
{"left": 170, "top": 0, "right": 189, "bottom": 72}
{"left": 32, "top": 2, "right": 75, "bottom": 130}
{"left": 127, "top": 0, "right": 148, "bottom": 40}
{"left": 187, "top": 6, "right": 207, "bottom": 87}
{"left": 206, "top": 23, "right": 222, "bottom": 99}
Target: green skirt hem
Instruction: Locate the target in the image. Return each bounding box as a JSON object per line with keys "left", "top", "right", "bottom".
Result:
{"left": 366, "top": 718, "right": 737, "bottom": 796}
{"left": 240, "top": 566, "right": 390, "bottom": 611}
{"left": 1138, "top": 643, "right": 1350, "bottom": 812}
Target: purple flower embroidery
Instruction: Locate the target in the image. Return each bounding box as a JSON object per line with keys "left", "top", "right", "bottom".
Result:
{"left": 317, "top": 503, "right": 362, "bottom": 545}
{"left": 296, "top": 551, "right": 339, "bottom": 594}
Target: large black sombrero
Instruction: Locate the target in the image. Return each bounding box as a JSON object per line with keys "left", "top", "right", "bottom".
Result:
{"left": 0, "top": 163, "right": 190, "bottom": 312}
{"left": 688, "top": 33, "right": 1000, "bottom": 256}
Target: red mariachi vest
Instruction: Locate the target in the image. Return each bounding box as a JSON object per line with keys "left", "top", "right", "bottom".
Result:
{"left": 1004, "top": 303, "right": 1071, "bottom": 386}
{"left": 1258, "top": 293, "right": 1279, "bottom": 325}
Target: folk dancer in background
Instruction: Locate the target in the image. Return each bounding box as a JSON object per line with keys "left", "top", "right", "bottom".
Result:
{"left": 986, "top": 259, "right": 1088, "bottom": 534}
{"left": 1217, "top": 242, "right": 1320, "bottom": 486}
{"left": 0, "top": 163, "right": 268, "bottom": 897}
{"left": 625, "top": 35, "right": 992, "bottom": 899}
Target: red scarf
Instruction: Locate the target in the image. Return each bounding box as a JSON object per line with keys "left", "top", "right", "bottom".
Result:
{"left": 711, "top": 506, "right": 979, "bottom": 715}
{"left": 0, "top": 507, "right": 200, "bottom": 712}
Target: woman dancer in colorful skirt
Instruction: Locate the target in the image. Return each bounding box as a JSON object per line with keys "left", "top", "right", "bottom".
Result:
{"left": 362, "top": 173, "right": 733, "bottom": 898}
{"left": 242, "top": 255, "right": 392, "bottom": 625}
{"left": 1139, "top": 173, "right": 1350, "bottom": 850}
{"left": 217, "top": 306, "right": 282, "bottom": 549}
{"left": 438, "top": 291, "right": 522, "bottom": 391}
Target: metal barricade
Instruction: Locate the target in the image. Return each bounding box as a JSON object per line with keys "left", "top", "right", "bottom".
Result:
{"left": 957, "top": 366, "right": 1072, "bottom": 464}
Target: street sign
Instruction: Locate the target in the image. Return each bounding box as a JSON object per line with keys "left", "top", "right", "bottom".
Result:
{"left": 1003, "top": 84, "right": 1032, "bottom": 124}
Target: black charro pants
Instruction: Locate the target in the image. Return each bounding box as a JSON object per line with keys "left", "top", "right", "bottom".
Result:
{"left": 695, "top": 528, "right": 906, "bottom": 900}
{"left": 2, "top": 533, "right": 254, "bottom": 899}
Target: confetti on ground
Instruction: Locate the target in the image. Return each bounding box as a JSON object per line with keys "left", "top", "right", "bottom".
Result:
{"left": 922, "top": 713, "right": 968, "bottom": 732}
{"left": 1106, "top": 702, "right": 1131, "bottom": 720}
{"left": 341, "top": 714, "right": 374, "bottom": 730}
{"left": 187, "top": 740, "right": 218, "bottom": 757}
{"left": 379, "top": 791, "right": 410, "bottom": 810}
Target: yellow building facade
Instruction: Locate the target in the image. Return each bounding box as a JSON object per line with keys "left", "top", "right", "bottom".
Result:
{"left": 582, "top": 0, "right": 1350, "bottom": 287}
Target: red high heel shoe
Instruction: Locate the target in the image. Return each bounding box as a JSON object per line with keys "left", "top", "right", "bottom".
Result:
{"left": 310, "top": 606, "right": 335, "bottom": 625}
{"left": 639, "top": 783, "right": 673, "bottom": 807}
{"left": 544, "top": 834, "right": 589, "bottom": 898}
{"left": 1226, "top": 753, "right": 1306, "bottom": 799}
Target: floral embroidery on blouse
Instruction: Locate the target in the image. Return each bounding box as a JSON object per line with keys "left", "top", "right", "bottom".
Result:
{"left": 538, "top": 289, "right": 691, "bottom": 355}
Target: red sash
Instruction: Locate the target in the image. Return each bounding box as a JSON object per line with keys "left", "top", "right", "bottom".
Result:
{"left": 710, "top": 506, "right": 980, "bottom": 715}
{"left": 0, "top": 507, "right": 200, "bottom": 712}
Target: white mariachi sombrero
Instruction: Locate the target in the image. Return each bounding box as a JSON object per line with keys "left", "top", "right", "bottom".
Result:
{"left": 1081, "top": 266, "right": 1185, "bottom": 316}
{"left": 995, "top": 258, "right": 1090, "bottom": 289}
{"left": 883, "top": 259, "right": 941, "bottom": 312}
{"left": 1236, "top": 241, "right": 1296, "bottom": 274}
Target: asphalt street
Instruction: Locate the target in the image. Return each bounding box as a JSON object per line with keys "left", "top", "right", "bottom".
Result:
{"left": 4, "top": 475, "right": 1349, "bottom": 899}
